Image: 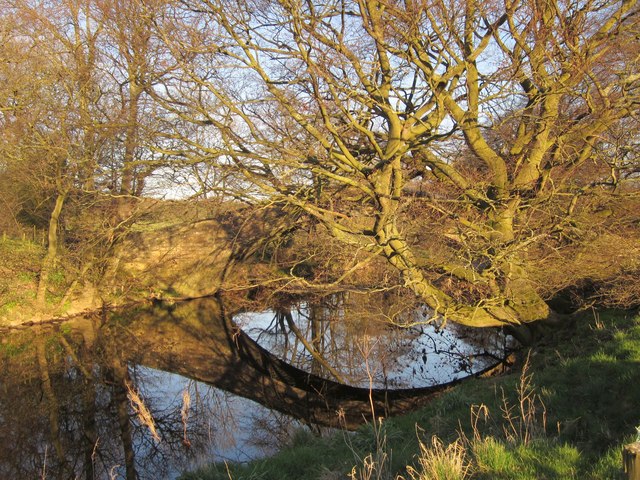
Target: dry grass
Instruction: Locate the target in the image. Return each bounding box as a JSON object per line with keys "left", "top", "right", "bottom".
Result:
{"left": 125, "top": 380, "right": 160, "bottom": 442}
{"left": 401, "top": 436, "right": 471, "bottom": 480}
{"left": 498, "top": 353, "right": 546, "bottom": 446}
{"left": 349, "top": 452, "right": 388, "bottom": 480}
{"left": 181, "top": 388, "right": 192, "bottom": 447}
{"left": 398, "top": 354, "right": 545, "bottom": 480}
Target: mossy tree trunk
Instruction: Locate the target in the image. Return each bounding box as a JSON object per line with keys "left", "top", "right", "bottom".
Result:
{"left": 36, "top": 192, "right": 67, "bottom": 311}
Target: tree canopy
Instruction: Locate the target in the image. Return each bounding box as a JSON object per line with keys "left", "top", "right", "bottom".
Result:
{"left": 156, "top": 0, "right": 640, "bottom": 326}
{"left": 1, "top": 0, "right": 638, "bottom": 325}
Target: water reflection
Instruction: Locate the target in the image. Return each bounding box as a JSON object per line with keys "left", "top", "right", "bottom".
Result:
{"left": 237, "top": 291, "right": 507, "bottom": 388}
{"left": 0, "top": 293, "right": 508, "bottom": 479}
{"left": 0, "top": 328, "right": 192, "bottom": 479}
{"left": 0, "top": 303, "right": 302, "bottom": 479}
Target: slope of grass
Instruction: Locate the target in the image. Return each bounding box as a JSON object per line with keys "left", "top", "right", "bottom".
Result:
{"left": 181, "top": 310, "right": 640, "bottom": 480}
{"left": 0, "top": 238, "right": 44, "bottom": 319}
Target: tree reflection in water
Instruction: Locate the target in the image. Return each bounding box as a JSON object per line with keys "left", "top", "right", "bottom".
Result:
{"left": 237, "top": 291, "right": 508, "bottom": 389}
{"left": 0, "top": 293, "right": 508, "bottom": 479}
{"left": 0, "top": 317, "right": 296, "bottom": 479}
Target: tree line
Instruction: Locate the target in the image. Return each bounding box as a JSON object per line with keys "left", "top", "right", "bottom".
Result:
{"left": 0, "top": 0, "right": 638, "bottom": 324}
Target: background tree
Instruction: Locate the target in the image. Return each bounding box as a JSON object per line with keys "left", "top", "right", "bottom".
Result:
{"left": 0, "top": 1, "right": 104, "bottom": 308}
{"left": 159, "top": 0, "right": 640, "bottom": 328}
{"left": 95, "top": 0, "right": 174, "bottom": 198}
{"left": 0, "top": 0, "right": 178, "bottom": 310}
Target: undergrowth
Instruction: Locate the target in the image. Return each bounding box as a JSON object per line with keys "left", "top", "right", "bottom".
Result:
{"left": 0, "top": 238, "right": 44, "bottom": 317}
{"left": 181, "top": 310, "right": 640, "bottom": 480}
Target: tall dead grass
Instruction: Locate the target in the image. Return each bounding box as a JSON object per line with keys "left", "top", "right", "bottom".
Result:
{"left": 349, "top": 352, "right": 546, "bottom": 480}
{"left": 401, "top": 436, "right": 470, "bottom": 480}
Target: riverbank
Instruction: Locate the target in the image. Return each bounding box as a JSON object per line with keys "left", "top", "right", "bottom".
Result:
{"left": 182, "top": 309, "right": 640, "bottom": 480}
{"left": 0, "top": 205, "right": 236, "bottom": 327}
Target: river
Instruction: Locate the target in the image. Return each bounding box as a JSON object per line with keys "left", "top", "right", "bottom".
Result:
{"left": 0, "top": 292, "right": 508, "bottom": 479}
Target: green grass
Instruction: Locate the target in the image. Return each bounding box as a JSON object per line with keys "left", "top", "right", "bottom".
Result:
{"left": 0, "top": 238, "right": 44, "bottom": 319}
{"left": 0, "top": 238, "right": 78, "bottom": 320}
{"left": 0, "top": 238, "right": 44, "bottom": 271}
{"left": 181, "top": 310, "right": 640, "bottom": 480}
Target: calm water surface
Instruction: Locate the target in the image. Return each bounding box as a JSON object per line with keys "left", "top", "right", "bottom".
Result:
{"left": 0, "top": 293, "right": 507, "bottom": 479}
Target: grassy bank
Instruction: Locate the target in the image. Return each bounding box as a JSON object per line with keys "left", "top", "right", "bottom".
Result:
{"left": 0, "top": 238, "right": 44, "bottom": 321}
{"left": 0, "top": 237, "right": 84, "bottom": 325}
{"left": 182, "top": 310, "right": 640, "bottom": 480}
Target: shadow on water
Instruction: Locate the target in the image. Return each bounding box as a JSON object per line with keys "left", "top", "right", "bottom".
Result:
{"left": 0, "top": 294, "right": 510, "bottom": 479}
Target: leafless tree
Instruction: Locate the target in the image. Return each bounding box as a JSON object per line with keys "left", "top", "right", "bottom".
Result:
{"left": 154, "top": 0, "right": 639, "bottom": 327}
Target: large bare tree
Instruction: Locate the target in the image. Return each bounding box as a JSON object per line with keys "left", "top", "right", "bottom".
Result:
{"left": 159, "top": 0, "right": 640, "bottom": 328}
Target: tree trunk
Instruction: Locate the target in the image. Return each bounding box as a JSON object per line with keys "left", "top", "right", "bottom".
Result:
{"left": 310, "top": 303, "right": 324, "bottom": 376}
{"left": 624, "top": 442, "right": 640, "bottom": 480}
{"left": 119, "top": 82, "right": 142, "bottom": 197}
{"left": 36, "top": 192, "right": 66, "bottom": 310}
{"left": 82, "top": 378, "right": 98, "bottom": 480}
{"left": 36, "top": 338, "right": 67, "bottom": 470}
{"left": 112, "top": 359, "right": 138, "bottom": 480}
{"left": 377, "top": 223, "right": 550, "bottom": 327}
